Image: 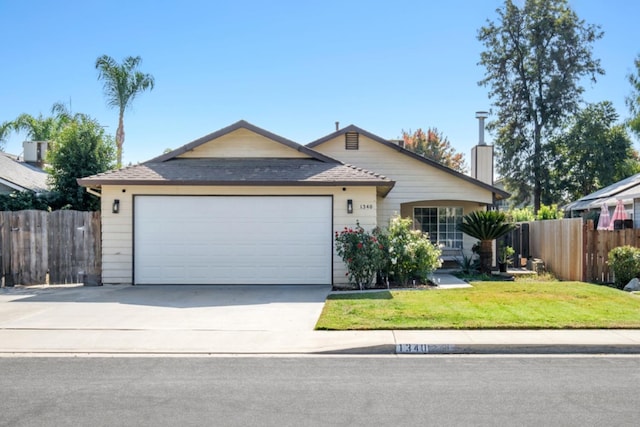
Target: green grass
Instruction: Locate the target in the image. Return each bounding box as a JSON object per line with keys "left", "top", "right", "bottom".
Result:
{"left": 315, "top": 281, "right": 640, "bottom": 330}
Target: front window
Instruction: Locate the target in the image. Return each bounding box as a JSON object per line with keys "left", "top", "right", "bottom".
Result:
{"left": 414, "top": 207, "right": 463, "bottom": 248}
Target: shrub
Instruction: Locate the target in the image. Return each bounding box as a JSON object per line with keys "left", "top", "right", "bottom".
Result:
{"left": 379, "top": 216, "right": 442, "bottom": 285}
{"left": 536, "top": 203, "right": 564, "bottom": 220}
{"left": 336, "top": 217, "right": 442, "bottom": 289}
{"left": 506, "top": 206, "right": 535, "bottom": 222}
{"left": 457, "top": 255, "right": 480, "bottom": 275}
{"left": 334, "top": 223, "right": 384, "bottom": 290}
{"left": 608, "top": 246, "right": 640, "bottom": 289}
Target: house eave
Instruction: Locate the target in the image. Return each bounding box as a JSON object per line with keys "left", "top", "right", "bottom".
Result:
{"left": 77, "top": 179, "right": 395, "bottom": 189}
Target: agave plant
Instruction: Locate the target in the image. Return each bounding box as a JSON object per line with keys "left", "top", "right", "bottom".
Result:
{"left": 457, "top": 210, "right": 515, "bottom": 273}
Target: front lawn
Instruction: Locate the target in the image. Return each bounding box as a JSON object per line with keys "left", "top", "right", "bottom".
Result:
{"left": 315, "top": 281, "right": 640, "bottom": 330}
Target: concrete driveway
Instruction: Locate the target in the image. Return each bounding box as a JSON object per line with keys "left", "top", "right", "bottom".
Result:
{"left": 0, "top": 284, "right": 331, "bottom": 332}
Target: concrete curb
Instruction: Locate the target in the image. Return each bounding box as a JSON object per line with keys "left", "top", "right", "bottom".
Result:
{"left": 318, "top": 344, "right": 640, "bottom": 355}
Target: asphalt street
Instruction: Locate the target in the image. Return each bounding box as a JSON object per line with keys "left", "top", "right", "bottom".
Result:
{"left": 1, "top": 356, "right": 639, "bottom": 427}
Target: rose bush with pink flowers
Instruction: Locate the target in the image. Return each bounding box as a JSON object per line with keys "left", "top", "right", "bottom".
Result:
{"left": 334, "top": 223, "right": 384, "bottom": 290}
{"left": 335, "top": 217, "right": 442, "bottom": 289}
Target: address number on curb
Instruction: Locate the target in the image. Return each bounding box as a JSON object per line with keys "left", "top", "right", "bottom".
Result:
{"left": 396, "top": 344, "right": 429, "bottom": 354}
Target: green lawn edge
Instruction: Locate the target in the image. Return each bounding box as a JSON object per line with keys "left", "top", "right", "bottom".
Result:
{"left": 315, "top": 281, "right": 640, "bottom": 330}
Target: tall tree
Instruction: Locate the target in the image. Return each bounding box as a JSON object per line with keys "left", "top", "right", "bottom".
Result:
{"left": 627, "top": 54, "right": 640, "bottom": 138}
{"left": 401, "top": 128, "right": 468, "bottom": 173}
{"left": 478, "top": 0, "right": 604, "bottom": 212}
{"left": 9, "top": 102, "right": 74, "bottom": 142}
{"left": 47, "top": 116, "right": 116, "bottom": 210}
{"left": 95, "top": 55, "right": 154, "bottom": 168}
{"left": 547, "top": 102, "right": 639, "bottom": 204}
{"left": 0, "top": 121, "right": 10, "bottom": 150}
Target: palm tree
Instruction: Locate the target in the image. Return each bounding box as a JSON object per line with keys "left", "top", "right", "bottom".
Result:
{"left": 7, "top": 102, "right": 77, "bottom": 143}
{"left": 0, "top": 121, "right": 10, "bottom": 150}
{"left": 95, "top": 55, "right": 155, "bottom": 168}
{"left": 457, "top": 210, "right": 515, "bottom": 273}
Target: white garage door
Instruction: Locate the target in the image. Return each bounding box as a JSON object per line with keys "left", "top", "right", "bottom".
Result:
{"left": 134, "top": 196, "right": 332, "bottom": 285}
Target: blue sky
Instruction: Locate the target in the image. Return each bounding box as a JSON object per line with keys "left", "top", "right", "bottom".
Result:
{"left": 1, "top": 0, "right": 639, "bottom": 167}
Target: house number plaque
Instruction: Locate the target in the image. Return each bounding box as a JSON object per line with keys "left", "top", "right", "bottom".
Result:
{"left": 359, "top": 204, "right": 374, "bottom": 210}
{"left": 396, "top": 344, "right": 429, "bottom": 354}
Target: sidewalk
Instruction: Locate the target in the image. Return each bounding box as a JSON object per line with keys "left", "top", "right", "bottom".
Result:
{"left": 2, "top": 278, "right": 640, "bottom": 356}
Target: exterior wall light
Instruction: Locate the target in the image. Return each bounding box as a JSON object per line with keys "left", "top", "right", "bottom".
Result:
{"left": 347, "top": 199, "right": 353, "bottom": 214}
{"left": 112, "top": 199, "right": 120, "bottom": 214}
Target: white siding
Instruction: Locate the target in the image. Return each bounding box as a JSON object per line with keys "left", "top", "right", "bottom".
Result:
{"left": 471, "top": 145, "right": 494, "bottom": 185}
{"left": 313, "top": 134, "right": 495, "bottom": 256}
{"left": 313, "top": 135, "right": 494, "bottom": 220}
{"left": 100, "top": 185, "right": 376, "bottom": 285}
{"left": 177, "top": 128, "right": 309, "bottom": 159}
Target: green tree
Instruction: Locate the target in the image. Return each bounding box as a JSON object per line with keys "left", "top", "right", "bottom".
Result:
{"left": 627, "top": 54, "right": 640, "bottom": 138}
{"left": 47, "top": 116, "right": 116, "bottom": 210}
{"left": 8, "top": 102, "right": 74, "bottom": 142}
{"left": 457, "top": 210, "right": 514, "bottom": 273}
{"left": 478, "top": 0, "right": 604, "bottom": 212}
{"left": 0, "top": 121, "right": 10, "bottom": 150}
{"left": 401, "top": 128, "right": 467, "bottom": 173}
{"left": 95, "top": 55, "right": 155, "bottom": 168}
{"left": 0, "top": 191, "right": 52, "bottom": 211}
{"left": 547, "top": 102, "right": 638, "bottom": 204}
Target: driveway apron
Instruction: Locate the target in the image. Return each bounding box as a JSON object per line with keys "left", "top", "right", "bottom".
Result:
{"left": 0, "top": 285, "right": 331, "bottom": 332}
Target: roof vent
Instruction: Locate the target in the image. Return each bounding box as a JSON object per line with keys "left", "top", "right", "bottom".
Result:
{"left": 345, "top": 132, "right": 359, "bottom": 150}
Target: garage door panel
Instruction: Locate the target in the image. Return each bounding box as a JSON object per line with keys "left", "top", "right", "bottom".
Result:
{"left": 134, "top": 196, "right": 332, "bottom": 285}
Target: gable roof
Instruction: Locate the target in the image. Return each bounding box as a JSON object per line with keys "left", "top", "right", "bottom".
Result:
{"left": 307, "top": 124, "right": 509, "bottom": 200}
{"left": 78, "top": 121, "right": 395, "bottom": 195}
{"left": 149, "top": 120, "right": 337, "bottom": 163}
{"left": 0, "top": 152, "right": 49, "bottom": 192}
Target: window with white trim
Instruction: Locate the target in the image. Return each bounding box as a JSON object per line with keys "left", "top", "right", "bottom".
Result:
{"left": 413, "top": 207, "right": 463, "bottom": 248}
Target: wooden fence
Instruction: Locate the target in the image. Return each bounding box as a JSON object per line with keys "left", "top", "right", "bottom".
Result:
{"left": 0, "top": 210, "right": 100, "bottom": 286}
{"left": 524, "top": 218, "right": 640, "bottom": 282}
{"left": 527, "top": 218, "right": 584, "bottom": 281}
{"left": 583, "top": 221, "right": 640, "bottom": 283}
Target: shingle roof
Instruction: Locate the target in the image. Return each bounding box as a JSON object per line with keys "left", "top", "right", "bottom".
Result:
{"left": 0, "top": 152, "right": 49, "bottom": 192}
{"left": 79, "top": 120, "right": 395, "bottom": 194}
{"left": 78, "top": 158, "right": 394, "bottom": 189}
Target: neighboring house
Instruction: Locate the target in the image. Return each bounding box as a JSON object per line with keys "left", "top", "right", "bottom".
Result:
{"left": 492, "top": 178, "right": 530, "bottom": 211}
{"left": 564, "top": 173, "right": 640, "bottom": 222}
{"left": 78, "top": 120, "right": 508, "bottom": 286}
{"left": 0, "top": 151, "right": 49, "bottom": 195}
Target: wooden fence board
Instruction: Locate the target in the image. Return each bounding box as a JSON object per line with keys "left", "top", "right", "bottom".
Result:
{"left": 582, "top": 222, "right": 640, "bottom": 283}
{"left": 0, "top": 210, "right": 101, "bottom": 286}
{"left": 525, "top": 218, "right": 640, "bottom": 283}
{"left": 528, "top": 218, "right": 583, "bottom": 281}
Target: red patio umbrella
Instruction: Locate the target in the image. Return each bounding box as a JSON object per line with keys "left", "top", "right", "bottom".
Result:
{"left": 597, "top": 203, "right": 611, "bottom": 230}
{"left": 608, "top": 199, "right": 628, "bottom": 230}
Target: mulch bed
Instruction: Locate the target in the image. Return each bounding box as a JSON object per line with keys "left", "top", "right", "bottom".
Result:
{"left": 332, "top": 280, "right": 438, "bottom": 292}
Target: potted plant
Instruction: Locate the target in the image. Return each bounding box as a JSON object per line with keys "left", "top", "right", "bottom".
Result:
{"left": 498, "top": 244, "right": 515, "bottom": 273}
